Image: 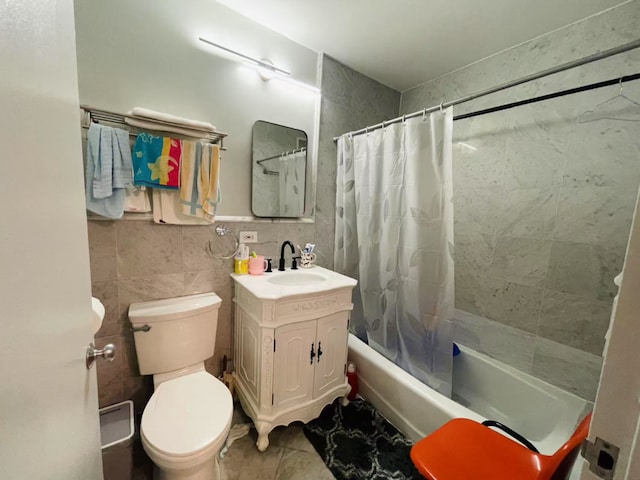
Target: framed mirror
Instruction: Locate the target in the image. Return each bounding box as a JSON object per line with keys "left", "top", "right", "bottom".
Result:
{"left": 252, "top": 120, "right": 307, "bottom": 217}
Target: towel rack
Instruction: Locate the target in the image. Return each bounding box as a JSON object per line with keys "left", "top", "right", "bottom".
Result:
{"left": 80, "top": 105, "right": 228, "bottom": 149}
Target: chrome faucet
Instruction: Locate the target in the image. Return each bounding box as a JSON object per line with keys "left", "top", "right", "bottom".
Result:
{"left": 278, "top": 241, "right": 297, "bottom": 271}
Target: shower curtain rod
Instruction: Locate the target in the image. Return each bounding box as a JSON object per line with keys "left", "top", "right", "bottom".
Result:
{"left": 333, "top": 37, "right": 640, "bottom": 140}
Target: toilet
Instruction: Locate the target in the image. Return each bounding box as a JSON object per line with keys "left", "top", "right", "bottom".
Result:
{"left": 129, "top": 292, "right": 233, "bottom": 480}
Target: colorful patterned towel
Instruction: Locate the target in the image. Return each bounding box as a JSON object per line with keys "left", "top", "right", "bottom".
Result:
{"left": 132, "top": 132, "right": 181, "bottom": 189}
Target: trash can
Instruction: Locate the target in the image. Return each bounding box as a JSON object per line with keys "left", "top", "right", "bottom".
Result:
{"left": 100, "top": 400, "right": 134, "bottom": 480}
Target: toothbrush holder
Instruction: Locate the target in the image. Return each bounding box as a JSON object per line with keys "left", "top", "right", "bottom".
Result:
{"left": 299, "top": 252, "right": 316, "bottom": 268}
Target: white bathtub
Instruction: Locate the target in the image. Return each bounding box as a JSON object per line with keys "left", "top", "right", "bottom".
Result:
{"left": 348, "top": 334, "right": 591, "bottom": 475}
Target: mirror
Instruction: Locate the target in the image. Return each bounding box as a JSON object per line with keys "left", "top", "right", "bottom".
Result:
{"left": 252, "top": 120, "right": 307, "bottom": 217}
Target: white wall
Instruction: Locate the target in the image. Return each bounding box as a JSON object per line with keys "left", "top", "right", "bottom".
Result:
{"left": 74, "top": 0, "right": 319, "bottom": 217}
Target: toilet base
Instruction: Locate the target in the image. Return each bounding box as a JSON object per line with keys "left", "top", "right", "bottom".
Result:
{"left": 154, "top": 455, "right": 220, "bottom": 480}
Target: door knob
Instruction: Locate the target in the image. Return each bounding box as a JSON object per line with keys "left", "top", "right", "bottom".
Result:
{"left": 86, "top": 342, "right": 116, "bottom": 369}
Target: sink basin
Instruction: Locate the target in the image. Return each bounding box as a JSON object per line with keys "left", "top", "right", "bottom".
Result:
{"left": 92, "top": 297, "right": 105, "bottom": 335}
{"left": 231, "top": 266, "right": 357, "bottom": 300}
{"left": 268, "top": 272, "right": 326, "bottom": 286}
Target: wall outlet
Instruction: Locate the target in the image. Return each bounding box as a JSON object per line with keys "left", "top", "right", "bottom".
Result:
{"left": 239, "top": 231, "right": 258, "bottom": 243}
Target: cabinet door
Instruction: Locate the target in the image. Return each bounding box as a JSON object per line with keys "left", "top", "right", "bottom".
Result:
{"left": 236, "top": 308, "right": 260, "bottom": 405}
{"left": 273, "top": 320, "right": 316, "bottom": 410}
{"left": 313, "top": 313, "right": 349, "bottom": 398}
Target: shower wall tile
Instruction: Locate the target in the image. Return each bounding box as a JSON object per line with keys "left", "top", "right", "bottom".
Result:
{"left": 321, "top": 55, "right": 354, "bottom": 106}
{"left": 553, "top": 185, "right": 637, "bottom": 250}
{"left": 531, "top": 338, "right": 603, "bottom": 401}
{"left": 116, "top": 222, "right": 183, "bottom": 278}
{"left": 563, "top": 121, "right": 640, "bottom": 189}
{"left": 454, "top": 233, "right": 494, "bottom": 272}
{"left": 538, "top": 290, "right": 612, "bottom": 355}
{"left": 453, "top": 309, "right": 535, "bottom": 373}
{"left": 489, "top": 237, "right": 552, "bottom": 287}
{"left": 351, "top": 70, "right": 401, "bottom": 122}
{"left": 455, "top": 274, "right": 542, "bottom": 334}
{"left": 87, "top": 220, "right": 117, "bottom": 282}
{"left": 398, "top": 1, "right": 640, "bottom": 397}
{"left": 496, "top": 187, "right": 558, "bottom": 240}
{"left": 317, "top": 55, "right": 400, "bottom": 274}
{"left": 546, "top": 241, "right": 623, "bottom": 301}
{"left": 452, "top": 135, "right": 506, "bottom": 191}
{"left": 453, "top": 186, "right": 501, "bottom": 237}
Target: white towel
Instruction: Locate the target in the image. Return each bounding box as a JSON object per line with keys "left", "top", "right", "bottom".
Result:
{"left": 129, "top": 107, "right": 216, "bottom": 131}
{"left": 152, "top": 189, "right": 211, "bottom": 225}
{"left": 124, "top": 185, "right": 151, "bottom": 212}
{"left": 124, "top": 116, "right": 213, "bottom": 140}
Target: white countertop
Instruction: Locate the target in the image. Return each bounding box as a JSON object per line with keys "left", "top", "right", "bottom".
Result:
{"left": 231, "top": 265, "right": 357, "bottom": 300}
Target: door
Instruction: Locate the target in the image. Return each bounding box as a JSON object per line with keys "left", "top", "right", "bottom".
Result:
{"left": 0, "top": 1, "right": 103, "bottom": 479}
{"left": 273, "top": 320, "right": 315, "bottom": 410}
{"left": 313, "top": 313, "right": 349, "bottom": 398}
{"left": 580, "top": 189, "right": 640, "bottom": 480}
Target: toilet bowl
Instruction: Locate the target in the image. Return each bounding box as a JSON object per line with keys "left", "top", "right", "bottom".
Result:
{"left": 141, "top": 370, "right": 232, "bottom": 480}
{"left": 129, "top": 293, "right": 233, "bottom": 480}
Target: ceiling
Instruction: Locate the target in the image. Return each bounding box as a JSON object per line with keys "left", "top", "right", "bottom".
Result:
{"left": 215, "top": 0, "right": 628, "bottom": 91}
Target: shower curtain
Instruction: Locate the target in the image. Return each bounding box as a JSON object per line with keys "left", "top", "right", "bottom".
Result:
{"left": 278, "top": 151, "right": 305, "bottom": 216}
{"left": 334, "top": 109, "right": 455, "bottom": 396}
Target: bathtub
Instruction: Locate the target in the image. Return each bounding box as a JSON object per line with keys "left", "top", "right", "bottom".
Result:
{"left": 348, "top": 334, "right": 591, "bottom": 475}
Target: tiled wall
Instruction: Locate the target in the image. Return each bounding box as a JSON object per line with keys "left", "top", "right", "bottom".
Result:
{"left": 89, "top": 220, "right": 315, "bottom": 411}
{"left": 401, "top": 1, "right": 640, "bottom": 399}
{"left": 314, "top": 55, "right": 401, "bottom": 268}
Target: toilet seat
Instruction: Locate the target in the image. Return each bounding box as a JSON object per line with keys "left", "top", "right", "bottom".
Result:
{"left": 141, "top": 371, "right": 233, "bottom": 458}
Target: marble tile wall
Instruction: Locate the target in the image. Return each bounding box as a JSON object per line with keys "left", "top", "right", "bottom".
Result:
{"left": 89, "top": 219, "right": 315, "bottom": 411}
{"left": 315, "top": 55, "right": 401, "bottom": 269}
{"left": 401, "top": 1, "right": 640, "bottom": 399}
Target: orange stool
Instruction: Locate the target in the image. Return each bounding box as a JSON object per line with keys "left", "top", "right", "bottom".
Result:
{"left": 410, "top": 413, "right": 591, "bottom": 480}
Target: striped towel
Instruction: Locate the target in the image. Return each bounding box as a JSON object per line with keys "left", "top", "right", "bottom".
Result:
{"left": 132, "top": 132, "right": 181, "bottom": 189}
{"left": 180, "top": 142, "right": 221, "bottom": 222}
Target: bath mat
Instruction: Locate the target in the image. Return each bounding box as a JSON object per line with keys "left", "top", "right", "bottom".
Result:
{"left": 303, "top": 399, "right": 422, "bottom": 480}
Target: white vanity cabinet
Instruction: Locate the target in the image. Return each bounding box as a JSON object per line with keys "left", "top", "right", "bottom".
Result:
{"left": 231, "top": 267, "right": 357, "bottom": 451}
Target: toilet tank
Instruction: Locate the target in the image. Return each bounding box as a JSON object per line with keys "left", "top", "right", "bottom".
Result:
{"left": 128, "top": 293, "right": 222, "bottom": 375}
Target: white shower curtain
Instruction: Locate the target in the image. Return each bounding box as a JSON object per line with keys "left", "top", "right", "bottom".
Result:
{"left": 334, "top": 109, "right": 455, "bottom": 396}
{"left": 278, "top": 151, "right": 305, "bottom": 216}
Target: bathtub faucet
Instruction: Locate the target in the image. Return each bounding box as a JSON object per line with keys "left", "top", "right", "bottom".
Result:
{"left": 278, "top": 240, "right": 297, "bottom": 271}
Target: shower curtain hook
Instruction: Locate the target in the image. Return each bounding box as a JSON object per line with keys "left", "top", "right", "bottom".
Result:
{"left": 439, "top": 103, "right": 444, "bottom": 113}
{"left": 365, "top": 126, "right": 369, "bottom": 136}
{"left": 619, "top": 77, "right": 624, "bottom": 94}
{"left": 422, "top": 108, "right": 428, "bottom": 121}
{"left": 402, "top": 115, "right": 406, "bottom": 125}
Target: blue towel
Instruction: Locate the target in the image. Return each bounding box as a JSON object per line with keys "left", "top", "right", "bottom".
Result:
{"left": 85, "top": 123, "right": 132, "bottom": 219}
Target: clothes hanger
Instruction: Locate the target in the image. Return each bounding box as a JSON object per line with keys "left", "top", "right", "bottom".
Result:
{"left": 578, "top": 78, "right": 640, "bottom": 123}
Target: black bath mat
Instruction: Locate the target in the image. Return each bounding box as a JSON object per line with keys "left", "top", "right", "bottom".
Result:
{"left": 302, "top": 399, "right": 422, "bottom": 480}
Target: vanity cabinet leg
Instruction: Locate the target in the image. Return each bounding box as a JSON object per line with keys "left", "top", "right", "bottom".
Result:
{"left": 255, "top": 421, "right": 271, "bottom": 452}
{"left": 339, "top": 382, "right": 351, "bottom": 406}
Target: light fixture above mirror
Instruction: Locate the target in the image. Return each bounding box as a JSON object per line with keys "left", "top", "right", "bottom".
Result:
{"left": 199, "top": 37, "right": 320, "bottom": 94}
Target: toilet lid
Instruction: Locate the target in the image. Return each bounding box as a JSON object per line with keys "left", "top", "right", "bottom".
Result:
{"left": 141, "top": 372, "right": 233, "bottom": 457}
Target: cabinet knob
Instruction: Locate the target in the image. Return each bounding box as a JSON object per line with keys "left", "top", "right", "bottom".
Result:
{"left": 317, "top": 342, "right": 323, "bottom": 363}
{"left": 310, "top": 343, "right": 315, "bottom": 364}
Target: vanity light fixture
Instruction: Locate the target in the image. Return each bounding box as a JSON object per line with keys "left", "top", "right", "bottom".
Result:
{"left": 199, "top": 37, "right": 320, "bottom": 94}
{"left": 199, "top": 37, "right": 291, "bottom": 76}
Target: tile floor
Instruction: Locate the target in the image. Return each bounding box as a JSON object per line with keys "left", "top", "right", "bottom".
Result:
{"left": 220, "top": 403, "right": 335, "bottom": 480}
{"left": 122, "top": 402, "right": 335, "bottom": 480}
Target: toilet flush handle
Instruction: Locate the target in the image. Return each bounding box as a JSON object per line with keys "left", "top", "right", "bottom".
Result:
{"left": 85, "top": 342, "right": 116, "bottom": 369}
